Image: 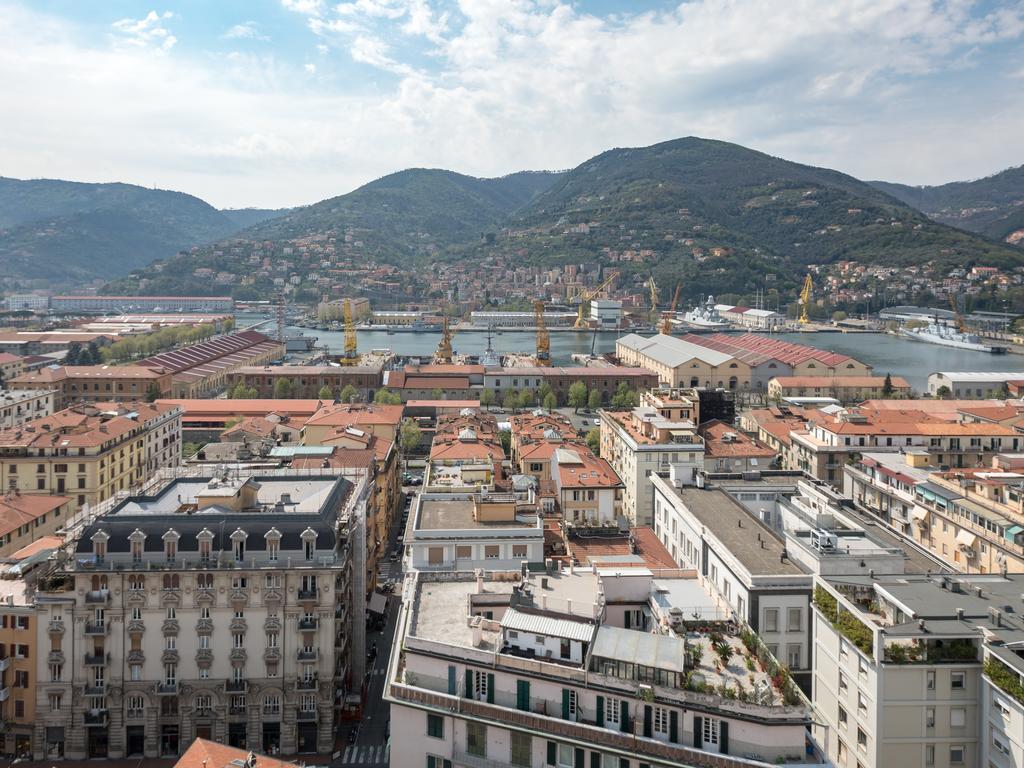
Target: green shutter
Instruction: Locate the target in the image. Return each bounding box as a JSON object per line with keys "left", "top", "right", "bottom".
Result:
{"left": 620, "top": 702, "right": 629, "bottom": 733}
{"left": 643, "top": 705, "right": 652, "bottom": 738}
{"left": 427, "top": 758, "right": 434, "bottom": 768}
{"left": 596, "top": 695, "right": 604, "bottom": 727}
{"left": 590, "top": 753, "right": 602, "bottom": 768}
{"left": 693, "top": 716, "right": 703, "bottom": 748}
{"left": 720, "top": 721, "right": 729, "bottom": 754}
{"left": 669, "top": 710, "right": 679, "bottom": 744}
{"left": 465, "top": 669, "right": 472, "bottom": 698}
{"left": 562, "top": 688, "right": 571, "bottom": 720}
{"left": 624, "top": 610, "right": 631, "bottom": 629}
{"left": 486, "top": 673, "right": 495, "bottom": 704}
{"left": 547, "top": 741, "right": 557, "bottom": 765}
{"left": 447, "top": 665, "right": 456, "bottom": 696}
{"left": 574, "top": 748, "right": 585, "bottom": 768}
{"left": 517, "top": 679, "right": 530, "bottom": 711}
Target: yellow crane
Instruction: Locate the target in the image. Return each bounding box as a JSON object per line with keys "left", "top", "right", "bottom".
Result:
{"left": 798, "top": 274, "right": 813, "bottom": 324}
{"left": 535, "top": 300, "right": 551, "bottom": 366}
{"left": 339, "top": 298, "right": 360, "bottom": 364}
{"left": 647, "top": 276, "right": 659, "bottom": 322}
{"left": 949, "top": 294, "right": 967, "bottom": 333}
{"left": 434, "top": 315, "right": 455, "bottom": 364}
{"left": 660, "top": 282, "right": 681, "bottom": 335}
{"left": 573, "top": 273, "right": 617, "bottom": 329}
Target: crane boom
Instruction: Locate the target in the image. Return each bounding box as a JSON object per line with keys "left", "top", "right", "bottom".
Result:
{"left": 574, "top": 273, "right": 617, "bottom": 328}
{"left": 660, "top": 282, "right": 681, "bottom": 335}
{"left": 798, "top": 274, "right": 813, "bottom": 324}
{"left": 949, "top": 294, "right": 967, "bottom": 333}
{"left": 434, "top": 315, "right": 454, "bottom": 363}
{"left": 341, "top": 298, "right": 359, "bottom": 363}
{"left": 535, "top": 300, "right": 551, "bottom": 366}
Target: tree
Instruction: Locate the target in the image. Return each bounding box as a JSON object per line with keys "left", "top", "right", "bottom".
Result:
{"left": 480, "top": 389, "right": 496, "bottom": 411}
{"left": 318, "top": 385, "right": 334, "bottom": 401}
{"left": 273, "top": 377, "right": 295, "bottom": 398}
{"left": 431, "top": 388, "right": 444, "bottom": 401}
{"left": 568, "top": 381, "right": 588, "bottom": 413}
{"left": 587, "top": 389, "right": 602, "bottom": 411}
{"left": 519, "top": 390, "right": 535, "bottom": 409}
{"left": 585, "top": 427, "right": 601, "bottom": 456}
{"left": 936, "top": 385, "right": 952, "bottom": 400}
{"left": 338, "top": 383, "right": 358, "bottom": 403}
{"left": 610, "top": 382, "right": 639, "bottom": 408}
{"left": 538, "top": 382, "right": 554, "bottom": 405}
{"left": 498, "top": 429, "right": 512, "bottom": 456}
{"left": 374, "top": 388, "right": 402, "bottom": 405}
{"left": 65, "top": 343, "right": 81, "bottom": 366}
{"left": 832, "top": 310, "right": 848, "bottom": 323}
{"left": 542, "top": 392, "right": 558, "bottom": 411}
{"left": 85, "top": 341, "right": 101, "bottom": 365}
{"left": 229, "top": 382, "right": 257, "bottom": 399}
{"left": 503, "top": 390, "right": 520, "bottom": 413}
{"left": 399, "top": 417, "right": 422, "bottom": 466}
{"left": 882, "top": 373, "right": 895, "bottom": 398}
{"left": 145, "top": 383, "right": 161, "bottom": 403}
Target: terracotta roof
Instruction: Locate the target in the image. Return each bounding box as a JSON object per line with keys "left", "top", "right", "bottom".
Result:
{"left": 860, "top": 398, "right": 1004, "bottom": 420}
{"left": 11, "top": 534, "right": 64, "bottom": 559}
{"left": 555, "top": 448, "right": 622, "bottom": 488}
{"left": 771, "top": 375, "right": 909, "bottom": 388}
{"left": 141, "top": 330, "right": 279, "bottom": 375}
{"left": 698, "top": 420, "right": 776, "bottom": 459}
{"left": 304, "top": 403, "right": 403, "bottom": 428}
{"left": 568, "top": 526, "right": 678, "bottom": 569}
{"left": 0, "top": 352, "right": 23, "bottom": 364}
{"left": 222, "top": 416, "right": 278, "bottom": 439}
{"left": 683, "top": 332, "right": 857, "bottom": 367}
{"left": 956, "top": 404, "right": 1024, "bottom": 422}
{"left": 160, "top": 399, "right": 326, "bottom": 416}
{"left": 174, "top": 738, "right": 299, "bottom": 768}
{"left": 10, "top": 365, "right": 168, "bottom": 384}
{"left": 0, "top": 494, "right": 70, "bottom": 537}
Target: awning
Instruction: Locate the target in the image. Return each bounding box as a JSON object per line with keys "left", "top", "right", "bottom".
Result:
{"left": 956, "top": 530, "right": 978, "bottom": 548}
{"left": 911, "top": 507, "right": 931, "bottom": 522}
{"left": 368, "top": 592, "right": 388, "bottom": 615}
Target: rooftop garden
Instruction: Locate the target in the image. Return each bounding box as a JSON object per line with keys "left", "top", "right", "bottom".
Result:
{"left": 985, "top": 657, "right": 1024, "bottom": 705}
{"left": 886, "top": 639, "right": 978, "bottom": 664}
{"left": 814, "top": 586, "right": 874, "bottom": 658}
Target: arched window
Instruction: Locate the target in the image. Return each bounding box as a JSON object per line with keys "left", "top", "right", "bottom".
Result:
{"left": 729, "top": 377, "right": 738, "bottom": 390}
{"left": 163, "top": 574, "right": 180, "bottom": 590}
{"left": 162, "top": 529, "right": 180, "bottom": 563}
{"left": 690, "top": 377, "right": 699, "bottom": 387}
{"left": 300, "top": 528, "right": 318, "bottom": 561}
{"left": 129, "top": 528, "right": 146, "bottom": 564}
{"left": 265, "top": 528, "right": 282, "bottom": 562}
{"left": 230, "top": 528, "right": 248, "bottom": 563}
{"left": 91, "top": 529, "right": 109, "bottom": 563}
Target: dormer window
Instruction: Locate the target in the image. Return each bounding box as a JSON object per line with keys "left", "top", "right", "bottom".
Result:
{"left": 129, "top": 529, "right": 146, "bottom": 564}
{"left": 265, "top": 528, "right": 282, "bottom": 563}
{"left": 162, "top": 529, "right": 180, "bottom": 563}
{"left": 300, "top": 528, "right": 318, "bottom": 561}
{"left": 91, "top": 529, "right": 109, "bottom": 564}
{"left": 197, "top": 528, "right": 214, "bottom": 563}
{"left": 230, "top": 528, "right": 248, "bottom": 563}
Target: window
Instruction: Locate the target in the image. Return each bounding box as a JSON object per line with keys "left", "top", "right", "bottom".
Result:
{"left": 653, "top": 706, "right": 670, "bottom": 736}
{"left": 484, "top": 545, "right": 499, "bottom": 559}
{"left": 130, "top": 665, "right": 142, "bottom": 681}
{"left": 427, "top": 713, "right": 444, "bottom": 739}
{"left": 512, "top": 544, "right": 528, "bottom": 558}
{"left": 857, "top": 692, "right": 867, "bottom": 715}
{"left": 838, "top": 705, "right": 847, "bottom": 728}
{"left": 856, "top": 728, "right": 867, "bottom": 752}
{"left": 993, "top": 730, "right": 1011, "bottom": 756}
{"left": 605, "top": 698, "right": 621, "bottom": 726}
{"left": 263, "top": 695, "right": 281, "bottom": 715}
{"left": 49, "top": 663, "right": 62, "bottom": 682}
{"left": 764, "top": 608, "right": 778, "bottom": 632}
{"left": 471, "top": 670, "right": 489, "bottom": 701}
{"left": 510, "top": 732, "right": 531, "bottom": 767}
{"left": 566, "top": 689, "right": 579, "bottom": 720}
{"left": 787, "top": 608, "right": 801, "bottom": 631}
{"left": 950, "top": 708, "right": 965, "bottom": 727}
{"left": 48, "top": 693, "right": 62, "bottom": 711}
{"left": 266, "top": 632, "right": 279, "bottom": 648}
{"left": 703, "top": 717, "right": 720, "bottom": 746}
{"left": 926, "top": 671, "right": 935, "bottom": 690}
{"left": 787, "top": 645, "right": 801, "bottom": 669}
{"left": 195, "top": 695, "right": 211, "bottom": 715}
{"left": 949, "top": 745, "right": 964, "bottom": 764}
{"left": 925, "top": 745, "right": 934, "bottom": 766}
{"left": 466, "top": 722, "right": 486, "bottom": 758}
{"left": 951, "top": 671, "right": 965, "bottom": 690}
{"left": 233, "top": 634, "right": 245, "bottom": 649}
{"left": 925, "top": 707, "right": 935, "bottom": 728}
{"left": 456, "top": 545, "right": 472, "bottom": 559}
{"left": 839, "top": 672, "right": 848, "bottom": 692}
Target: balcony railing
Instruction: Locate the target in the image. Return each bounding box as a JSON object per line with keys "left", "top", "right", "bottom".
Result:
{"left": 297, "top": 648, "right": 319, "bottom": 662}
{"left": 298, "top": 587, "right": 319, "bottom": 601}
{"left": 84, "top": 652, "right": 110, "bottom": 666}
{"left": 296, "top": 677, "right": 319, "bottom": 692}
{"left": 296, "top": 709, "right": 317, "bottom": 722}
{"left": 84, "top": 709, "right": 109, "bottom": 727}
{"left": 84, "top": 621, "right": 109, "bottom": 635}
{"left": 225, "top": 679, "right": 248, "bottom": 694}
{"left": 0, "top": 687, "right": 10, "bottom": 702}
{"left": 154, "top": 682, "right": 178, "bottom": 695}
{"left": 85, "top": 589, "right": 110, "bottom": 604}
{"left": 84, "top": 683, "right": 106, "bottom": 696}
{"left": 298, "top": 616, "right": 319, "bottom": 630}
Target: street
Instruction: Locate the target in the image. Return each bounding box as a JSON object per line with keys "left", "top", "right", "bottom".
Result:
{"left": 335, "top": 489, "right": 409, "bottom": 767}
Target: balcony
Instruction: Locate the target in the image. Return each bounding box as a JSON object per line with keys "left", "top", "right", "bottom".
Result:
{"left": 127, "top": 619, "right": 146, "bottom": 634}
{"left": 298, "top": 616, "right": 319, "bottom": 631}
{"left": 230, "top": 618, "right": 247, "bottom": 633}
{"left": 230, "top": 589, "right": 248, "bottom": 604}
{"left": 196, "top": 618, "right": 214, "bottom": 634}
{"left": 155, "top": 682, "right": 179, "bottom": 695}
{"left": 48, "top": 619, "right": 66, "bottom": 634}
{"left": 162, "top": 649, "right": 180, "bottom": 664}
{"left": 225, "top": 679, "right": 248, "bottom": 694}
{"left": 162, "top": 619, "right": 180, "bottom": 634}
{"left": 229, "top": 705, "right": 248, "bottom": 717}
{"left": 298, "top": 587, "right": 319, "bottom": 603}
{"left": 46, "top": 651, "right": 64, "bottom": 666}
{"left": 263, "top": 647, "right": 281, "bottom": 663}
{"left": 264, "top": 588, "right": 282, "bottom": 604}
{"left": 84, "top": 709, "right": 109, "bottom": 727}
{"left": 297, "top": 648, "right": 319, "bottom": 662}
{"left": 195, "top": 586, "right": 215, "bottom": 602}
{"left": 296, "top": 709, "right": 318, "bottom": 722}
{"left": 128, "top": 649, "right": 145, "bottom": 664}
{"left": 0, "top": 687, "right": 9, "bottom": 702}
{"left": 230, "top": 648, "right": 247, "bottom": 663}
{"left": 84, "top": 683, "right": 106, "bottom": 696}
{"left": 196, "top": 649, "right": 213, "bottom": 664}
{"left": 85, "top": 589, "right": 110, "bottom": 604}
{"left": 84, "top": 651, "right": 110, "bottom": 666}
{"left": 84, "top": 621, "right": 109, "bottom": 636}
{"left": 295, "top": 677, "right": 319, "bottom": 692}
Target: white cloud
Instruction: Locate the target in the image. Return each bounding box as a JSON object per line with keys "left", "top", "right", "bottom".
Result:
{"left": 223, "top": 21, "right": 269, "bottom": 41}
{"left": 111, "top": 10, "right": 176, "bottom": 52}
{"left": 2, "top": 0, "right": 1024, "bottom": 209}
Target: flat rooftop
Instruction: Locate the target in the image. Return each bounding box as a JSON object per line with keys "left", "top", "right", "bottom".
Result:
{"left": 669, "top": 483, "right": 805, "bottom": 576}
{"left": 115, "top": 477, "right": 337, "bottom": 516}
{"left": 410, "top": 577, "right": 517, "bottom": 650}
{"left": 416, "top": 497, "right": 532, "bottom": 531}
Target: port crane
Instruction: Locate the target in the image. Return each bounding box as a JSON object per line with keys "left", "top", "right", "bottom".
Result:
{"left": 573, "top": 274, "right": 617, "bottom": 329}
{"left": 339, "top": 298, "right": 361, "bottom": 364}
{"left": 798, "top": 274, "right": 813, "bottom": 324}
{"left": 949, "top": 294, "right": 968, "bottom": 333}
{"left": 434, "top": 315, "right": 455, "bottom": 364}
{"left": 647, "top": 276, "right": 659, "bottom": 322}
{"left": 535, "top": 300, "right": 551, "bottom": 366}
{"left": 660, "top": 282, "right": 681, "bottom": 335}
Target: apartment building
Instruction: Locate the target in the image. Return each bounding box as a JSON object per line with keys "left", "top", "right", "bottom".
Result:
{"left": 768, "top": 376, "right": 911, "bottom": 403}
{"left": 928, "top": 372, "right": 1024, "bottom": 399}
{"left": 0, "top": 352, "right": 26, "bottom": 383}
{"left": 599, "top": 403, "right": 704, "bottom": 527}
{"left": 300, "top": 403, "right": 404, "bottom": 445}
{"left": 510, "top": 411, "right": 581, "bottom": 482}
{"left": 386, "top": 566, "right": 820, "bottom": 768}
{"left": 699, "top": 420, "right": 776, "bottom": 473}
{"left": 405, "top": 490, "right": 544, "bottom": 571}
{"left": 226, "top": 365, "right": 384, "bottom": 401}
{"left": 9, "top": 366, "right": 173, "bottom": 409}
{"left": 843, "top": 451, "right": 935, "bottom": 536}
{"left": 0, "top": 578, "right": 38, "bottom": 757}
{"left": 549, "top": 446, "right": 623, "bottom": 525}
{"left": 0, "top": 388, "right": 55, "bottom": 428}
{"left": 33, "top": 468, "right": 371, "bottom": 760}
{"left": 0, "top": 402, "right": 182, "bottom": 512}
{"left": 0, "top": 493, "right": 71, "bottom": 557}
{"left": 811, "top": 572, "right": 1024, "bottom": 768}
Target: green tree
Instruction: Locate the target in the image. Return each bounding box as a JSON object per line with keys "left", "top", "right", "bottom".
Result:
{"left": 65, "top": 343, "right": 81, "bottom": 366}
{"left": 610, "top": 382, "right": 639, "bottom": 408}
{"left": 318, "top": 385, "right": 334, "bottom": 401}
{"left": 399, "top": 417, "right": 422, "bottom": 467}
{"left": 273, "top": 377, "right": 295, "bottom": 399}
{"left": 568, "top": 380, "right": 588, "bottom": 413}
{"left": 585, "top": 427, "right": 601, "bottom": 456}
{"left": 936, "top": 385, "right": 952, "bottom": 400}
{"left": 832, "top": 310, "right": 848, "bottom": 323}
{"left": 542, "top": 392, "right": 558, "bottom": 411}
{"left": 85, "top": 341, "right": 102, "bottom": 364}
{"left": 145, "top": 383, "right": 162, "bottom": 402}
{"left": 538, "top": 382, "right": 554, "bottom": 405}
{"left": 431, "top": 388, "right": 444, "bottom": 400}
{"left": 587, "top": 389, "right": 602, "bottom": 411}
{"left": 498, "top": 429, "right": 512, "bottom": 456}
{"left": 503, "top": 390, "right": 520, "bottom": 413}
{"left": 480, "top": 389, "right": 496, "bottom": 411}
{"left": 338, "top": 383, "right": 359, "bottom": 403}
{"left": 374, "top": 388, "right": 402, "bottom": 405}
{"left": 882, "top": 373, "right": 895, "bottom": 398}
{"left": 519, "top": 390, "right": 535, "bottom": 409}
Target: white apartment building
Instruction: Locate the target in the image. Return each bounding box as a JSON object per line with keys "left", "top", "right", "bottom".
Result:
{"left": 811, "top": 572, "right": 1024, "bottom": 768}
{"left": 33, "top": 468, "right": 370, "bottom": 760}
{"left": 0, "top": 388, "right": 55, "bottom": 428}
{"left": 386, "top": 566, "right": 824, "bottom": 768}
{"left": 599, "top": 403, "right": 704, "bottom": 527}
{"left": 549, "top": 446, "right": 624, "bottom": 526}
{"left": 589, "top": 299, "right": 622, "bottom": 328}
{"left": 406, "top": 490, "right": 544, "bottom": 572}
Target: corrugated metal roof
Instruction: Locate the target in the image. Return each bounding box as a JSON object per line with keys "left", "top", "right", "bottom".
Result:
{"left": 590, "top": 625, "right": 687, "bottom": 673}
{"left": 499, "top": 608, "right": 595, "bottom": 642}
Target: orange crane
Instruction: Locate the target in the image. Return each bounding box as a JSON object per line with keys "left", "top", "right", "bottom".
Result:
{"left": 949, "top": 294, "right": 967, "bottom": 333}
{"left": 798, "top": 274, "right": 813, "bottom": 324}
{"left": 535, "top": 301, "right": 551, "bottom": 366}
{"left": 339, "top": 298, "right": 360, "bottom": 364}
{"left": 660, "top": 282, "right": 681, "bottom": 335}
{"left": 573, "top": 274, "right": 617, "bottom": 329}
{"left": 434, "top": 315, "right": 455, "bottom": 363}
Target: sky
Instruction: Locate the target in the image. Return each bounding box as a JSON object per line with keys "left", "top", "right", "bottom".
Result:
{"left": 1, "top": 0, "right": 1022, "bottom": 209}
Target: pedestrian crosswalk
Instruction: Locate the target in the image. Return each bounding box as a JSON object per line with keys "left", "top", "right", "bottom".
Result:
{"left": 339, "top": 743, "right": 389, "bottom": 765}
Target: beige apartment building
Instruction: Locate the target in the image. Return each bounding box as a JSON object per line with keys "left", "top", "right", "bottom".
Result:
{"left": 0, "top": 493, "right": 72, "bottom": 557}
{"left": 0, "top": 577, "right": 39, "bottom": 757}
{"left": 8, "top": 366, "right": 173, "bottom": 409}
{"left": 0, "top": 388, "right": 55, "bottom": 429}
{"left": 33, "top": 469, "right": 371, "bottom": 760}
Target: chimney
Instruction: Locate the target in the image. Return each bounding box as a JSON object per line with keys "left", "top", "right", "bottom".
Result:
{"left": 955, "top": 608, "right": 965, "bottom": 620}
{"left": 918, "top": 619, "right": 926, "bottom": 631}
{"left": 475, "top": 569, "right": 484, "bottom": 594}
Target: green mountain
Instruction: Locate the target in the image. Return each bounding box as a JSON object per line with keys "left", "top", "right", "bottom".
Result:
{"left": 0, "top": 177, "right": 280, "bottom": 284}
{"left": 870, "top": 165, "right": 1024, "bottom": 244}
